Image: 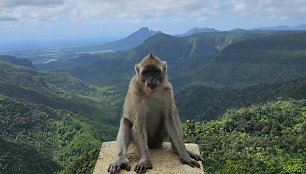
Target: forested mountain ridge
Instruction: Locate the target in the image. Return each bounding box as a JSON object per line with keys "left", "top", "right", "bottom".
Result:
{"left": 0, "top": 55, "right": 35, "bottom": 69}
{"left": 65, "top": 30, "right": 306, "bottom": 88}
{"left": 177, "top": 27, "right": 219, "bottom": 37}
{"left": 0, "top": 55, "right": 122, "bottom": 124}
{"left": 176, "top": 76, "right": 306, "bottom": 121}
{"left": 173, "top": 31, "right": 306, "bottom": 87}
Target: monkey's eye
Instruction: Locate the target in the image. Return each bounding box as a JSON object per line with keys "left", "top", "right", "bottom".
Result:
{"left": 141, "top": 70, "right": 150, "bottom": 76}
{"left": 152, "top": 70, "right": 161, "bottom": 78}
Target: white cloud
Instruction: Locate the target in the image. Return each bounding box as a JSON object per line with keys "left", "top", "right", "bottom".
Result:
{"left": 0, "top": 0, "right": 306, "bottom": 23}
{"left": 0, "top": 0, "right": 65, "bottom": 8}
{"left": 233, "top": 3, "right": 247, "bottom": 12}
{"left": 0, "top": 16, "right": 18, "bottom": 21}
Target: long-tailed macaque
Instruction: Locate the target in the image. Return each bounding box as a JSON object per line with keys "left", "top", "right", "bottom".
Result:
{"left": 108, "top": 53, "right": 204, "bottom": 174}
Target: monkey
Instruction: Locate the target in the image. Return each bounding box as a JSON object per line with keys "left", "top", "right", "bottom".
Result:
{"left": 108, "top": 53, "right": 204, "bottom": 174}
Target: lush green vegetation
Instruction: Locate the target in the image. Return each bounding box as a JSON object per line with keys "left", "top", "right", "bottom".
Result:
{"left": 1, "top": 29, "right": 306, "bottom": 174}
{"left": 0, "top": 95, "right": 117, "bottom": 174}
{"left": 0, "top": 56, "right": 123, "bottom": 124}
{"left": 63, "top": 30, "right": 306, "bottom": 88}
{"left": 0, "top": 136, "right": 62, "bottom": 174}
{"left": 177, "top": 31, "right": 306, "bottom": 88}
{"left": 176, "top": 77, "right": 306, "bottom": 121}
{"left": 0, "top": 55, "right": 118, "bottom": 173}
{"left": 184, "top": 99, "right": 306, "bottom": 173}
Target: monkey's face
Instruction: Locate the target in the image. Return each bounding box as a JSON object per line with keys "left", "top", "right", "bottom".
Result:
{"left": 140, "top": 67, "right": 162, "bottom": 90}
{"left": 135, "top": 53, "right": 167, "bottom": 91}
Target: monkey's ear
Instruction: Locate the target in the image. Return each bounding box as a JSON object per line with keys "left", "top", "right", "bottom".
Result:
{"left": 135, "top": 64, "right": 140, "bottom": 75}
{"left": 162, "top": 61, "right": 167, "bottom": 73}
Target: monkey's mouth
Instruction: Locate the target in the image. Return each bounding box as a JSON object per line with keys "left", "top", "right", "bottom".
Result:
{"left": 145, "top": 82, "right": 157, "bottom": 90}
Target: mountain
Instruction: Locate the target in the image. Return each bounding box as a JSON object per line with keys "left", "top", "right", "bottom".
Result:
{"left": 66, "top": 30, "right": 305, "bottom": 88}
{"left": 66, "top": 32, "right": 221, "bottom": 86}
{"left": 3, "top": 27, "right": 159, "bottom": 65}
{"left": 255, "top": 24, "right": 306, "bottom": 30}
{"left": 178, "top": 27, "right": 219, "bottom": 36}
{"left": 35, "top": 27, "right": 160, "bottom": 70}
{"left": 175, "top": 31, "right": 306, "bottom": 87}
{"left": 76, "top": 27, "right": 160, "bottom": 52}
{"left": 111, "top": 27, "right": 160, "bottom": 50}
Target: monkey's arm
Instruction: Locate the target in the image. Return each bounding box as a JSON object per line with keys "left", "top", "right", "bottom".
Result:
{"left": 164, "top": 105, "right": 201, "bottom": 168}
{"left": 108, "top": 118, "right": 132, "bottom": 173}
{"left": 132, "top": 112, "right": 153, "bottom": 173}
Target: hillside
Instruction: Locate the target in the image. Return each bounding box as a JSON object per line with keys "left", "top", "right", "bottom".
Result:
{"left": 176, "top": 77, "right": 306, "bottom": 121}
{"left": 0, "top": 56, "right": 120, "bottom": 173}
{"left": 174, "top": 31, "right": 306, "bottom": 87}
{"left": 184, "top": 99, "right": 306, "bottom": 173}
{"left": 0, "top": 55, "right": 35, "bottom": 69}
{"left": 0, "top": 55, "right": 122, "bottom": 124}
{"left": 0, "top": 96, "right": 117, "bottom": 174}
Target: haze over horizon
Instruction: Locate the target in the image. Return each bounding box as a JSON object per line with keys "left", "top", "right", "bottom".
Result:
{"left": 1, "top": 0, "right": 306, "bottom": 51}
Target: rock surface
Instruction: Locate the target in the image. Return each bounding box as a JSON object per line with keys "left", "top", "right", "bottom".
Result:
{"left": 93, "top": 141, "right": 204, "bottom": 174}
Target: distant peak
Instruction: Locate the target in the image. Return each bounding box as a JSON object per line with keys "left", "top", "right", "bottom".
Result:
{"left": 138, "top": 27, "right": 150, "bottom": 31}
{"left": 178, "top": 27, "right": 219, "bottom": 37}
{"left": 128, "top": 27, "right": 158, "bottom": 37}
{"left": 135, "top": 27, "right": 162, "bottom": 33}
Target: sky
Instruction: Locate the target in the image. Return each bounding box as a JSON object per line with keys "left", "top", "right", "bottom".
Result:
{"left": 1, "top": 0, "right": 306, "bottom": 50}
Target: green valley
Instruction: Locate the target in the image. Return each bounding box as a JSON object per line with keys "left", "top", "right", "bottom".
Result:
{"left": 0, "top": 56, "right": 118, "bottom": 173}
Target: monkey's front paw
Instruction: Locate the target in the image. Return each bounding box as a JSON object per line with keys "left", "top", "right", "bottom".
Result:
{"left": 107, "top": 158, "right": 131, "bottom": 174}
{"left": 187, "top": 150, "right": 205, "bottom": 163}
{"left": 134, "top": 159, "right": 153, "bottom": 174}
{"left": 180, "top": 156, "right": 201, "bottom": 168}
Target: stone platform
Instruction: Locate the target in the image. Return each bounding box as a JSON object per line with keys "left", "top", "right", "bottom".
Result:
{"left": 93, "top": 141, "right": 204, "bottom": 174}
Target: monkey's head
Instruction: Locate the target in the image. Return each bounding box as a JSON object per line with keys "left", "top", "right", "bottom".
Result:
{"left": 135, "top": 53, "right": 167, "bottom": 91}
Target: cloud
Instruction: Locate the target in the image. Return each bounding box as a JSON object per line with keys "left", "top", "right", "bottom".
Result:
{"left": 0, "top": 0, "right": 306, "bottom": 23}
{"left": 0, "top": 0, "right": 65, "bottom": 8}
{"left": 0, "top": 16, "right": 18, "bottom": 21}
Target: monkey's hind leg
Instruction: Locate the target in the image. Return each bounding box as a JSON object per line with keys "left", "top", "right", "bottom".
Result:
{"left": 108, "top": 118, "right": 132, "bottom": 174}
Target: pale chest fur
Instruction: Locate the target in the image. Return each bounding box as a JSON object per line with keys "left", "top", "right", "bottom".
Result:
{"left": 143, "top": 88, "right": 171, "bottom": 139}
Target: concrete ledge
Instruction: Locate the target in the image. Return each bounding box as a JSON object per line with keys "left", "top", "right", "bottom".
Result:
{"left": 93, "top": 141, "right": 204, "bottom": 174}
